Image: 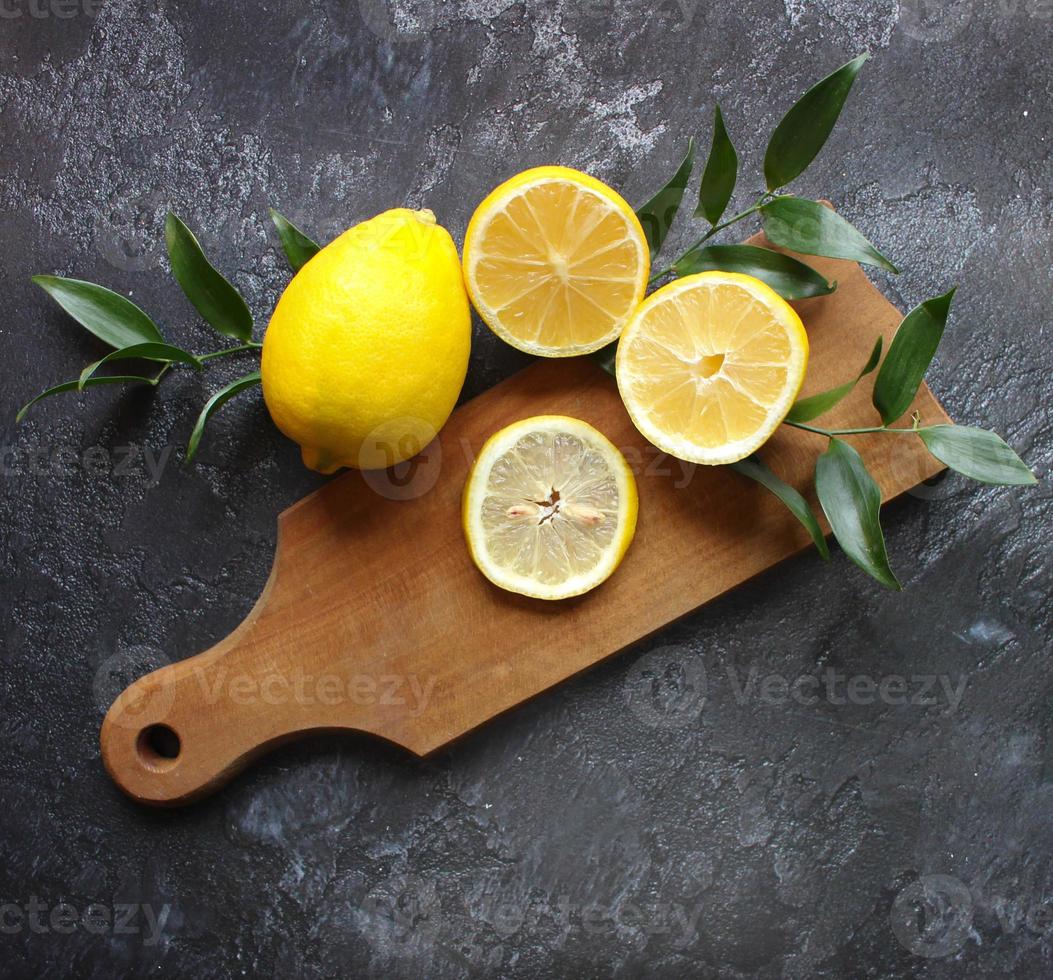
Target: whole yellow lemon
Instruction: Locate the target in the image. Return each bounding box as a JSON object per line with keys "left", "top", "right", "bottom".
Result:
{"left": 261, "top": 208, "right": 471, "bottom": 473}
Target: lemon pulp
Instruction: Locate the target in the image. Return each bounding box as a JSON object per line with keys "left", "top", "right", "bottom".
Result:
{"left": 463, "top": 416, "right": 638, "bottom": 600}
{"left": 616, "top": 271, "right": 809, "bottom": 465}
{"left": 463, "top": 166, "right": 649, "bottom": 356}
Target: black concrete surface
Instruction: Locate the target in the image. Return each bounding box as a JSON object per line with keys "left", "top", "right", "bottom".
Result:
{"left": 1, "top": 1, "right": 1051, "bottom": 977}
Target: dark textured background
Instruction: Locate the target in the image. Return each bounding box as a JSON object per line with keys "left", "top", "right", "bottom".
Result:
{"left": 1, "top": 0, "right": 1051, "bottom": 977}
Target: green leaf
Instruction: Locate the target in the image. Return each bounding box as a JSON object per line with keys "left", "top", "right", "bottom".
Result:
{"left": 761, "top": 197, "right": 898, "bottom": 273}
{"left": 917, "top": 425, "right": 1037, "bottom": 486}
{"left": 186, "top": 371, "right": 261, "bottom": 462}
{"left": 859, "top": 334, "right": 884, "bottom": 373}
{"left": 592, "top": 340, "right": 618, "bottom": 378}
{"left": 872, "top": 289, "right": 955, "bottom": 424}
{"left": 636, "top": 139, "right": 695, "bottom": 258}
{"left": 270, "top": 209, "right": 321, "bottom": 272}
{"left": 672, "top": 244, "right": 835, "bottom": 300}
{"left": 32, "top": 275, "right": 164, "bottom": 348}
{"left": 730, "top": 455, "right": 830, "bottom": 560}
{"left": 16, "top": 375, "right": 156, "bottom": 423}
{"left": 764, "top": 54, "right": 868, "bottom": 190}
{"left": 696, "top": 105, "right": 738, "bottom": 225}
{"left": 786, "top": 336, "right": 882, "bottom": 422}
{"left": 165, "top": 213, "right": 253, "bottom": 342}
{"left": 79, "top": 342, "right": 202, "bottom": 389}
{"left": 815, "top": 438, "right": 901, "bottom": 590}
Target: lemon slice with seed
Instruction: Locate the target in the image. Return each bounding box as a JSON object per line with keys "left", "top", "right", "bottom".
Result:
{"left": 616, "top": 271, "right": 809, "bottom": 465}
{"left": 463, "top": 166, "right": 650, "bottom": 357}
{"left": 463, "top": 416, "right": 638, "bottom": 600}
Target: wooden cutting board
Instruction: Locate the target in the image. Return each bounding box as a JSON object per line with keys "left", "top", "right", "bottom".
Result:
{"left": 101, "top": 244, "right": 951, "bottom": 806}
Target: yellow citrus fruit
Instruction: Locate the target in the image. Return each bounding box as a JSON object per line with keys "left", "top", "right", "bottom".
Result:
{"left": 462, "top": 415, "right": 638, "bottom": 600}
{"left": 616, "top": 271, "right": 809, "bottom": 465}
{"left": 462, "top": 166, "right": 650, "bottom": 357}
{"left": 261, "top": 208, "right": 471, "bottom": 473}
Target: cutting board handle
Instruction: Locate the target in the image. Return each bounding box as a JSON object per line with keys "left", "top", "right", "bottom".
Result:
{"left": 99, "top": 503, "right": 439, "bottom": 806}
{"left": 99, "top": 631, "right": 309, "bottom": 806}
{"left": 98, "top": 526, "right": 384, "bottom": 807}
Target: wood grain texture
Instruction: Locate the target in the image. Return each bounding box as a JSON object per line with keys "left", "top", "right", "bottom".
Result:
{"left": 101, "top": 248, "right": 952, "bottom": 805}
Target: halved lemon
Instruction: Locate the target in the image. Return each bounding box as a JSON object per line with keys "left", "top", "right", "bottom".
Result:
{"left": 616, "top": 271, "right": 809, "bottom": 465}
{"left": 463, "top": 416, "right": 638, "bottom": 600}
{"left": 463, "top": 166, "right": 650, "bottom": 356}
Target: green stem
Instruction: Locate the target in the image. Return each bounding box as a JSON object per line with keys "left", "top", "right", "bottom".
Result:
{"left": 150, "top": 341, "right": 261, "bottom": 383}
{"left": 698, "top": 198, "right": 771, "bottom": 244}
{"left": 784, "top": 420, "right": 920, "bottom": 437}
{"left": 199, "top": 342, "right": 262, "bottom": 362}
{"left": 649, "top": 193, "right": 777, "bottom": 284}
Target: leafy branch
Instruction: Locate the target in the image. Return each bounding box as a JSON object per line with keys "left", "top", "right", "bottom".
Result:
{"left": 18, "top": 210, "right": 320, "bottom": 461}
{"left": 16, "top": 53, "right": 1037, "bottom": 591}
{"left": 598, "top": 53, "right": 1036, "bottom": 589}
{"left": 747, "top": 289, "right": 1033, "bottom": 586}
{"left": 643, "top": 54, "right": 889, "bottom": 293}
